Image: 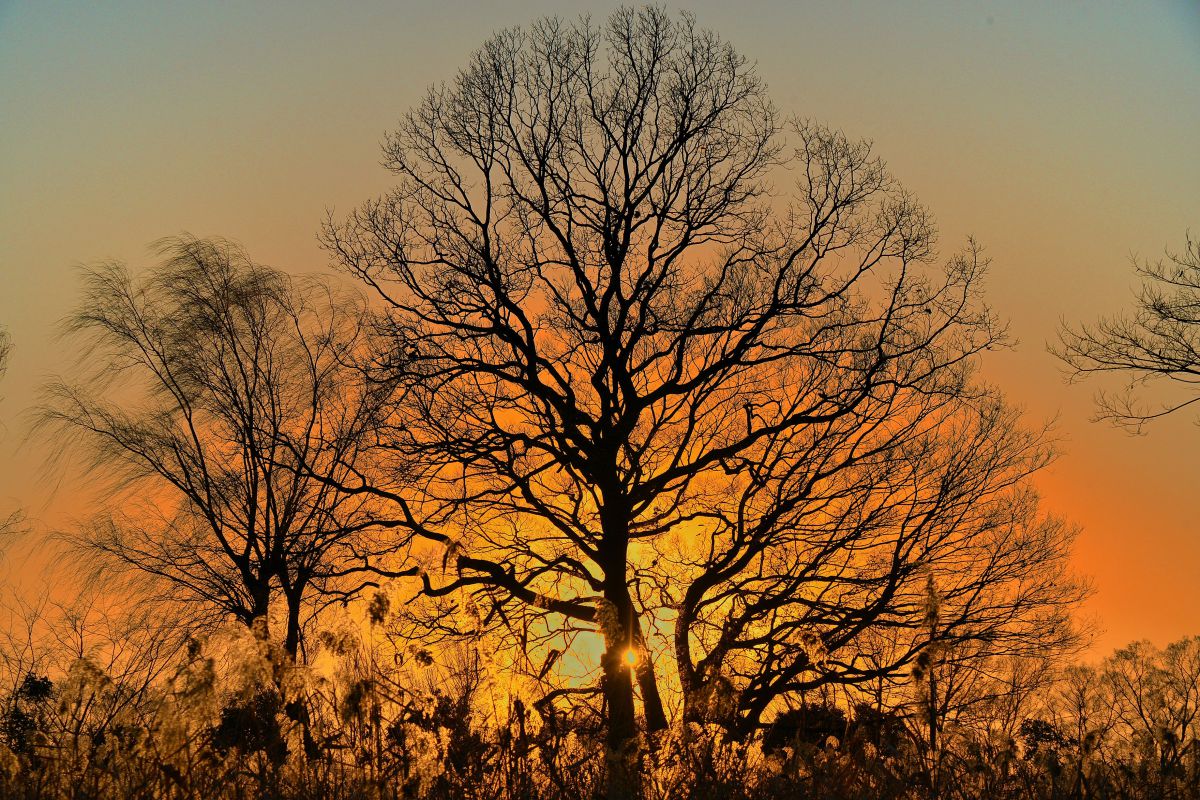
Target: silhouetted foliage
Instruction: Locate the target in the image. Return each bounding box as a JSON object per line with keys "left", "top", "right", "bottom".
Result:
{"left": 1, "top": 673, "right": 52, "bottom": 755}
{"left": 852, "top": 702, "right": 910, "bottom": 758}
{"left": 763, "top": 704, "right": 847, "bottom": 752}
{"left": 0, "top": 536, "right": 1185, "bottom": 797}
{"left": 211, "top": 688, "right": 288, "bottom": 765}
{"left": 2, "top": 636, "right": 1195, "bottom": 799}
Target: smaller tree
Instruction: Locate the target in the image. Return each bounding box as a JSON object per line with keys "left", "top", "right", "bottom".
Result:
{"left": 1103, "top": 638, "right": 1200, "bottom": 792}
{"left": 1055, "top": 232, "right": 1200, "bottom": 431}
{"left": 41, "top": 237, "right": 404, "bottom": 660}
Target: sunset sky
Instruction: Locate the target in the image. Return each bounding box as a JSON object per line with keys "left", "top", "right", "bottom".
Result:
{"left": 1, "top": 1, "right": 1197, "bottom": 655}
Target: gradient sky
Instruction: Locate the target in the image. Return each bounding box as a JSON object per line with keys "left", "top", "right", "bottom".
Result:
{"left": 1, "top": 1, "right": 1197, "bottom": 655}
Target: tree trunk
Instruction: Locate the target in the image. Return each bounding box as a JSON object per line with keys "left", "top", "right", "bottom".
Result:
{"left": 283, "top": 595, "right": 303, "bottom": 660}
{"left": 632, "top": 615, "right": 668, "bottom": 735}
{"left": 602, "top": 636, "right": 639, "bottom": 800}
{"left": 279, "top": 584, "right": 320, "bottom": 759}
{"left": 598, "top": 498, "right": 640, "bottom": 800}
{"left": 249, "top": 581, "right": 272, "bottom": 643}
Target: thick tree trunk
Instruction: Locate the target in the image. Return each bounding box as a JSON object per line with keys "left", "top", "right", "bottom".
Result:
{"left": 278, "top": 584, "right": 320, "bottom": 759}
{"left": 600, "top": 573, "right": 640, "bottom": 800}
{"left": 675, "top": 620, "right": 719, "bottom": 729}
{"left": 602, "top": 637, "right": 639, "bottom": 800}
{"left": 598, "top": 587, "right": 673, "bottom": 794}
{"left": 597, "top": 495, "right": 641, "bottom": 800}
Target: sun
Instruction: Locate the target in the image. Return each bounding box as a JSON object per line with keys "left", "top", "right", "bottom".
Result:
{"left": 622, "top": 648, "right": 638, "bottom": 668}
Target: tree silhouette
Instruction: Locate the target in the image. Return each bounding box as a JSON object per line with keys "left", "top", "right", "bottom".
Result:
{"left": 42, "top": 237, "right": 404, "bottom": 660}
{"left": 321, "top": 9, "right": 1083, "bottom": 796}
{"left": 0, "top": 328, "right": 9, "bottom": 384}
{"left": 1055, "top": 232, "right": 1200, "bottom": 431}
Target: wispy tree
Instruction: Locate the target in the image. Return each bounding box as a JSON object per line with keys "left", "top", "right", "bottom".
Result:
{"left": 42, "top": 237, "right": 403, "bottom": 659}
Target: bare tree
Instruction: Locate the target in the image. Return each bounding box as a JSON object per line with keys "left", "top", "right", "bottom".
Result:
{"left": 323, "top": 8, "right": 1081, "bottom": 795}
{"left": 1103, "top": 638, "right": 1200, "bottom": 792}
{"left": 41, "top": 237, "right": 404, "bottom": 660}
{"left": 1055, "top": 232, "right": 1200, "bottom": 431}
{"left": 1039, "top": 638, "right": 1200, "bottom": 799}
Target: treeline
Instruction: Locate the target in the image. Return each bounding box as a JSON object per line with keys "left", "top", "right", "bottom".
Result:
{"left": 0, "top": 7, "right": 1194, "bottom": 799}
{"left": 1, "top": 620, "right": 1198, "bottom": 799}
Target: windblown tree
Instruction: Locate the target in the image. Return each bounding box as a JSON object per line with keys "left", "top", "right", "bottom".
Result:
{"left": 1055, "top": 232, "right": 1200, "bottom": 431}
{"left": 323, "top": 8, "right": 1083, "bottom": 793}
{"left": 43, "top": 237, "right": 400, "bottom": 659}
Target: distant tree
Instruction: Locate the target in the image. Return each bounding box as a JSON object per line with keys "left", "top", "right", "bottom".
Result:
{"left": 41, "top": 237, "right": 404, "bottom": 660}
{"left": 1039, "top": 638, "right": 1200, "bottom": 800}
{"left": 1055, "top": 232, "right": 1200, "bottom": 431}
{"left": 1051, "top": 662, "right": 1118, "bottom": 799}
{"left": 322, "top": 10, "right": 1087, "bottom": 797}
{"left": 1103, "top": 638, "right": 1200, "bottom": 792}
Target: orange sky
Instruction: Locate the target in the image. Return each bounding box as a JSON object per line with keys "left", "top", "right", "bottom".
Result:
{"left": 1, "top": 1, "right": 1198, "bottom": 655}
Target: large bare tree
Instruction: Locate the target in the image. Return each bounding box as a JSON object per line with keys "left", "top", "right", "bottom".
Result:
{"left": 324, "top": 8, "right": 1082, "bottom": 795}
{"left": 42, "top": 237, "right": 401, "bottom": 659}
